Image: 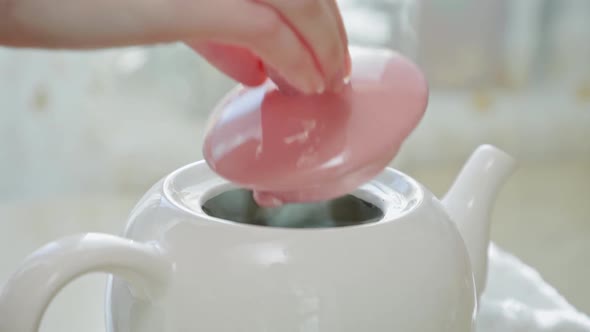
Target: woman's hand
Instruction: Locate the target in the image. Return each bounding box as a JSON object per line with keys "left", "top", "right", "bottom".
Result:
{"left": 1, "top": 0, "right": 350, "bottom": 93}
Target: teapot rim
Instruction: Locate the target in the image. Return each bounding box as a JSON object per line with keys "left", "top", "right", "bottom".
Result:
{"left": 162, "top": 160, "right": 425, "bottom": 231}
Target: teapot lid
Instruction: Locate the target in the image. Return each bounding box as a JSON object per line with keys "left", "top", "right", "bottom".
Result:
{"left": 202, "top": 46, "right": 428, "bottom": 207}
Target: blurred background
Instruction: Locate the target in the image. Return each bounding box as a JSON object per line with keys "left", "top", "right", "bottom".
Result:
{"left": 0, "top": 0, "right": 589, "bottom": 330}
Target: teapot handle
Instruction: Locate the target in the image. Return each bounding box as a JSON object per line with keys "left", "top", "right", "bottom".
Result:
{"left": 0, "top": 233, "right": 172, "bottom": 332}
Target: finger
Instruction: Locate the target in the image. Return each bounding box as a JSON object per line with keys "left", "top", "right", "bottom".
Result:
{"left": 256, "top": 0, "right": 347, "bottom": 91}
{"left": 324, "top": 0, "right": 352, "bottom": 80}
{"left": 264, "top": 66, "right": 301, "bottom": 95}
{"left": 186, "top": 41, "right": 267, "bottom": 86}
{"left": 206, "top": 1, "right": 324, "bottom": 94}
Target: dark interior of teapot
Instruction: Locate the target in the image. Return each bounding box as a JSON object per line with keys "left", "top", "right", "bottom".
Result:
{"left": 201, "top": 189, "right": 383, "bottom": 228}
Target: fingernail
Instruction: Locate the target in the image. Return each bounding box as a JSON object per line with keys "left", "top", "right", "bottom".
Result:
{"left": 316, "top": 82, "right": 325, "bottom": 94}
{"left": 329, "top": 67, "right": 347, "bottom": 92}
{"left": 271, "top": 68, "right": 324, "bottom": 95}
{"left": 304, "top": 72, "right": 325, "bottom": 95}
{"left": 279, "top": 73, "right": 312, "bottom": 95}
{"left": 343, "top": 73, "right": 351, "bottom": 84}
{"left": 301, "top": 78, "right": 317, "bottom": 95}
{"left": 345, "top": 51, "right": 352, "bottom": 76}
{"left": 337, "top": 51, "right": 353, "bottom": 89}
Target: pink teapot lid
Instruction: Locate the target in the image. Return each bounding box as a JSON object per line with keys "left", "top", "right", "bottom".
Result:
{"left": 203, "top": 47, "right": 428, "bottom": 207}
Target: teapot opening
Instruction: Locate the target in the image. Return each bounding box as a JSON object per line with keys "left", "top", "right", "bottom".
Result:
{"left": 201, "top": 188, "right": 384, "bottom": 229}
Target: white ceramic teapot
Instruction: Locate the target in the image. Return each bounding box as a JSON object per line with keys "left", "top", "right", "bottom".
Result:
{"left": 0, "top": 144, "right": 515, "bottom": 332}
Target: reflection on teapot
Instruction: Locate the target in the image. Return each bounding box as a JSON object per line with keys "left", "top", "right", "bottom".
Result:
{"left": 0, "top": 144, "right": 515, "bottom": 332}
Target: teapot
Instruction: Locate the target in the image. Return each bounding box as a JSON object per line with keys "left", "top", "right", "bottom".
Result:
{"left": 0, "top": 144, "right": 515, "bottom": 332}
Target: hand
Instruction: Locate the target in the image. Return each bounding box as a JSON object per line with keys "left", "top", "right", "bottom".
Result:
{"left": 1, "top": 0, "right": 350, "bottom": 94}
{"left": 187, "top": 0, "right": 351, "bottom": 93}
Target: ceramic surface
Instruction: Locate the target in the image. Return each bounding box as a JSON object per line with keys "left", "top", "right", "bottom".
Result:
{"left": 109, "top": 175, "right": 475, "bottom": 332}
{"left": 203, "top": 46, "right": 428, "bottom": 206}
{"left": 0, "top": 145, "right": 514, "bottom": 332}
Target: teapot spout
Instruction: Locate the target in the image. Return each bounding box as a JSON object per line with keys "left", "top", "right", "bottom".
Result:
{"left": 442, "top": 145, "right": 516, "bottom": 301}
